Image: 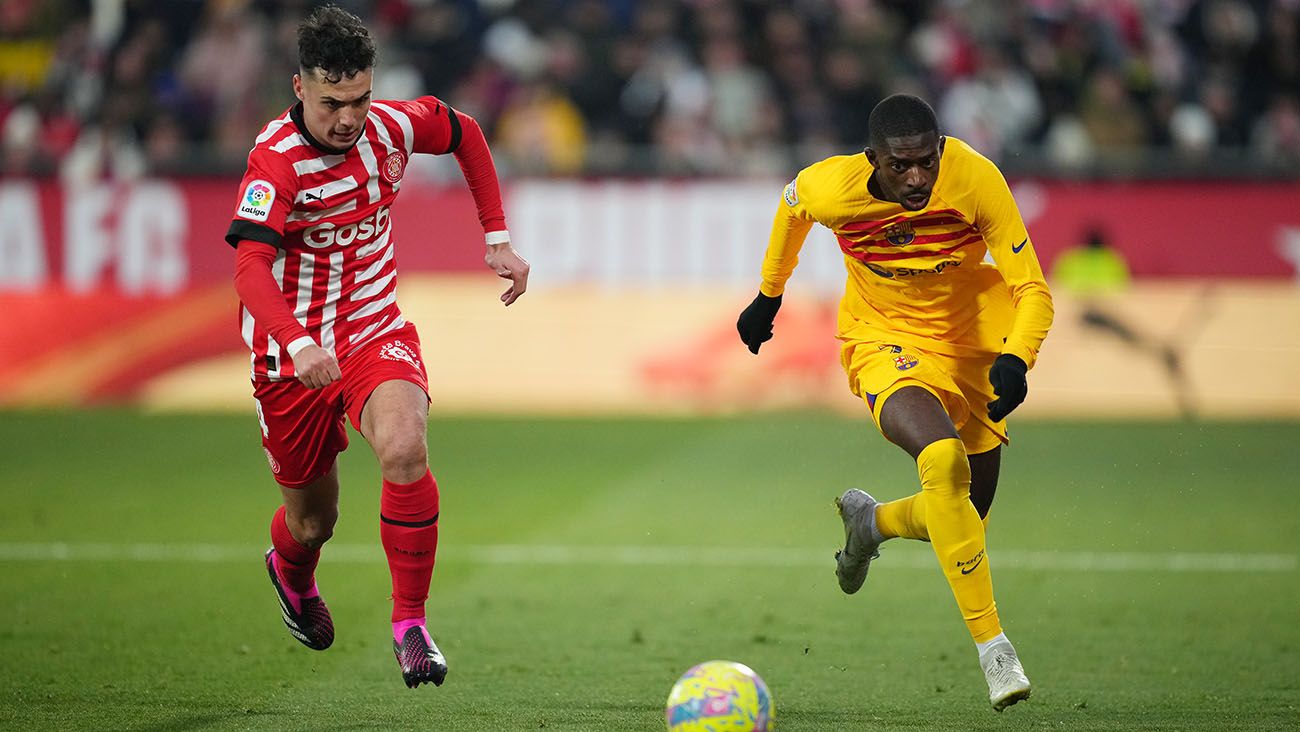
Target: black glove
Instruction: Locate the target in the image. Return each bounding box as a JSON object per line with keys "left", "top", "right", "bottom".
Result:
{"left": 736, "top": 293, "right": 782, "bottom": 354}
{"left": 986, "top": 354, "right": 1028, "bottom": 422}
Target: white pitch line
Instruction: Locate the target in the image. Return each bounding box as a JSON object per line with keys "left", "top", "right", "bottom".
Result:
{"left": 0, "top": 542, "right": 1294, "bottom": 572}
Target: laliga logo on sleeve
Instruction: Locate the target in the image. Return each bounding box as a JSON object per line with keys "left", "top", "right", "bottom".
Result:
{"left": 239, "top": 180, "right": 276, "bottom": 221}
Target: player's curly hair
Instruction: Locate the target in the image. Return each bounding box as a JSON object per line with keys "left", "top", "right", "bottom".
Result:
{"left": 298, "top": 4, "right": 376, "bottom": 83}
{"left": 867, "top": 94, "right": 939, "bottom": 148}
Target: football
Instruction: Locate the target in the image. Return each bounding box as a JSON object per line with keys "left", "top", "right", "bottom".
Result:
{"left": 664, "top": 660, "right": 774, "bottom": 731}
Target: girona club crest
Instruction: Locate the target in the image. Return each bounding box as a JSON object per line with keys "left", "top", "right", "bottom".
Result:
{"left": 379, "top": 339, "right": 421, "bottom": 369}
{"left": 381, "top": 151, "right": 407, "bottom": 183}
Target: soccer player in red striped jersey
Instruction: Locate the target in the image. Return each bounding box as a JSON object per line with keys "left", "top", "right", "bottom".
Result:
{"left": 226, "top": 4, "right": 528, "bottom": 689}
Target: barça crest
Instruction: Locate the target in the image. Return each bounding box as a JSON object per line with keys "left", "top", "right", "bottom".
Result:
{"left": 381, "top": 151, "right": 407, "bottom": 183}
{"left": 883, "top": 220, "right": 914, "bottom": 246}
{"left": 893, "top": 353, "right": 919, "bottom": 371}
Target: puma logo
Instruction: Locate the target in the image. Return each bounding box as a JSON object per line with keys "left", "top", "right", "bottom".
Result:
{"left": 304, "top": 190, "right": 324, "bottom": 203}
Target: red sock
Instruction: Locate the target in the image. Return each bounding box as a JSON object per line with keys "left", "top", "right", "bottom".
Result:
{"left": 270, "top": 505, "right": 320, "bottom": 593}
{"left": 381, "top": 470, "right": 440, "bottom": 623}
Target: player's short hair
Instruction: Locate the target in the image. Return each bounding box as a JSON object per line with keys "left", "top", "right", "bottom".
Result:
{"left": 298, "top": 4, "right": 376, "bottom": 83}
{"left": 867, "top": 94, "right": 939, "bottom": 149}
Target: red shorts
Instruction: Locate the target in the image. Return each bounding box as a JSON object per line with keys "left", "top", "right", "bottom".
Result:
{"left": 252, "top": 324, "right": 429, "bottom": 488}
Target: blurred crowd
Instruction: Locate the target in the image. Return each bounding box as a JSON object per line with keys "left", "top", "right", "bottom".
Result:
{"left": 2, "top": 0, "right": 1298, "bottom": 180}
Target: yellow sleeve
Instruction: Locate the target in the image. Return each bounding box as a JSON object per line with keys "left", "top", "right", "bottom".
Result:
{"left": 974, "top": 163, "right": 1054, "bottom": 369}
{"left": 758, "top": 176, "right": 816, "bottom": 297}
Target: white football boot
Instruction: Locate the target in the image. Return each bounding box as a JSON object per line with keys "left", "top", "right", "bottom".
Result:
{"left": 834, "top": 488, "right": 882, "bottom": 594}
{"left": 980, "top": 638, "right": 1032, "bottom": 711}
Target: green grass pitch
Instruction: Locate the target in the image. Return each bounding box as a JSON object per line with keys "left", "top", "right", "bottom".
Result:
{"left": 1, "top": 411, "right": 1298, "bottom": 730}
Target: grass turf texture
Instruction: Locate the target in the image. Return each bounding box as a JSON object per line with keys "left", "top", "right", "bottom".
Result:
{"left": 1, "top": 411, "right": 1298, "bottom": 731}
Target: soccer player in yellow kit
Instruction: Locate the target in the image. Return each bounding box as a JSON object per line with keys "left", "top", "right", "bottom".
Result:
{"left": 737, "top": 94, "right": 1052, "bottom": 711}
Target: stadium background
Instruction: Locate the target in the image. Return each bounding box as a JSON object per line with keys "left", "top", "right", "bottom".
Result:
{"left": 1, "top": 0, "right": 1298, "bottom": 417}
{"left": 2, "top": 1, "right": 1299, "bottom": 730}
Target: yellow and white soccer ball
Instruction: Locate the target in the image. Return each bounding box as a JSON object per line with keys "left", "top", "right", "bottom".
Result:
{"left": 665, "top": 660, "right": 774, "bottom": 731}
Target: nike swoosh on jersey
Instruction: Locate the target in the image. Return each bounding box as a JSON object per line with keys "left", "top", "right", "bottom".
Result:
{"left": 1011, "top": 238, "right": 1027, "bottom": 253}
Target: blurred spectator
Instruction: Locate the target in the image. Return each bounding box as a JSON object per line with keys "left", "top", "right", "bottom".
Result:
{"left": 495, "top": 80, "right": 587, "bottom": 175}
{"left": 177, "top": 0, "right": 268, "bottom": 158}
{"left": 939, "top": 43, "right": 1043, "bottom": 159}
{"left": 1078, "top": 66, "right": 1149, "bottom": 153}
{"left": 1251, "top": 94, "right": 1300, "bottom": 166}
{"left": 60, "top": 95, "right": 146, "bottom": 183}
{"left": 1051, "top": 225, "right": 1195, "bottom": 418}
{"left": 3, "top": 0, "right": 1299, "bottom": 177}
{"left": 1051, "top": 225, "right": 1131, "bottom": 296}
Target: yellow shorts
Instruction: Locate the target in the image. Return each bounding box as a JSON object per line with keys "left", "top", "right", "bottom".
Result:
{"left": 840, "top": 340, "right": 1008, "bottom": 454}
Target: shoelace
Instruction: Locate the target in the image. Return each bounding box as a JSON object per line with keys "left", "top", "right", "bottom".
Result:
{"left": 986, "top": 653, "right": 1025, "bottom": 685}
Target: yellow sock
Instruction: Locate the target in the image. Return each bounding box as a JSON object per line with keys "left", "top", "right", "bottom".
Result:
{"left": 875, "top": 493, "right": 928, "bottom": 541}
{"left": 916, "top": 438, "right": 1002, "bottom": 642}
{"left": 874, "top": 490, "right": 991, "bottom": 540}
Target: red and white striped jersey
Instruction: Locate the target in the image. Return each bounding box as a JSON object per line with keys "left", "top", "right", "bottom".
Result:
{"left": 227, "top": 97, "right": 468, "bottom": 381}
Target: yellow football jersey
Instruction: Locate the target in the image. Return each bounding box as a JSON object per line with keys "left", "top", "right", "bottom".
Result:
{"left": 759, "top": 136, "right": 1053, "bottom": 367}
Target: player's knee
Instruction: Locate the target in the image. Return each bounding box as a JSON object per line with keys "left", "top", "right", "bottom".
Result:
{"left": 916, "top": 437, "right": 971, "bottom": 500}
{"left": 294, "top": 510, "right": 337, "bottom": 549}
{"left": 376, "top": 429, "right": 429, "bottom": 483}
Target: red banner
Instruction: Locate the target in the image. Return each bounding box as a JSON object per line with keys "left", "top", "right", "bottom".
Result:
{"left": 0, "top": 178, "right": 487, "bottom": 295}
{"left": 1010, "top": 179, "right": 1300, "bottom": 278}
{"left": 1, "top": 178, "right": 1297, "bottom": 296}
